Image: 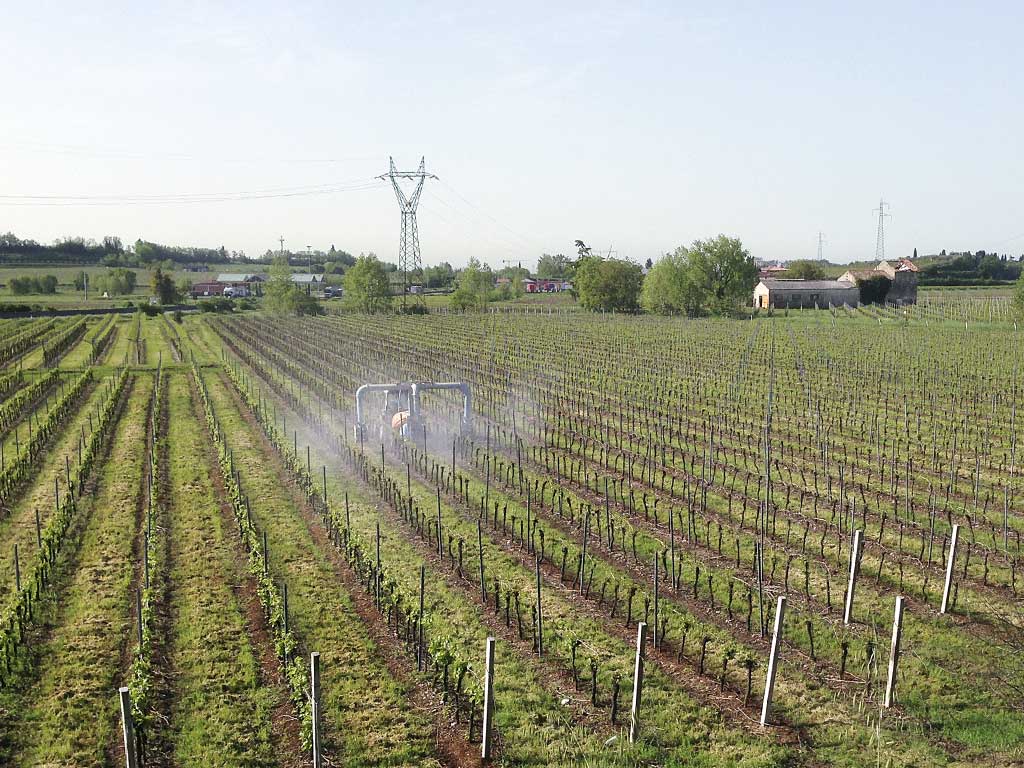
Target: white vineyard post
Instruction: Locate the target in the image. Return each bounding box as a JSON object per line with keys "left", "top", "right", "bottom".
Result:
{"left": 311, "top": 652, "right": 322, "bottom": 768}
{"left": 481, "top": 637, "right": 496, "bottom": 760}
{"left": 629, "top": 622, "right": 647, "bottom": 743}
{"left": 118, "top": 687, "right": 139, "bottom": 768}
{"left": 884, "top": 596, "right": 905, "bottom": 708}
{"left": 844, "top": 529, "right": 863, "bottom": 625}
{"left": 760, "top": 595, "right": 787, "bottom": 726}
{"left": 941, "top": 524, "right": 960, "bottom": 614}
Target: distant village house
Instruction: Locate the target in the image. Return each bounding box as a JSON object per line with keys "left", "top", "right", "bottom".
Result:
{"left": 838, "top": 260, "right": 918, "bottom": 305}
{"left": 753, "top": 279, "right": 858, "bottom": 309}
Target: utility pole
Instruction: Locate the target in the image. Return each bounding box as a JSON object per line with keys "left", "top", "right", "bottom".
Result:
{"left": 306, "top": 245, "right": 312, "bottom": 273}
{"left": 817, "top": 232, "right": 826, "bottom": 262}
{"left": 379, "top": 157, "right": 437, "bottom": 308}
{"left": 279, "top": 236, "right": 286, "bottom": 260}
{"left": 874, "top": 199, "right": 891, "bottom": 261}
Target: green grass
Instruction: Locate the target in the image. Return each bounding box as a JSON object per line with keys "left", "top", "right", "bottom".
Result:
{"left": 202, "top": 369, "right": 442, "bottom": 767}
{"left": 1, "top": 374, "right": 151, "bottom": 767}
{"left": 163, "top": 371, "right": 282, "bottom": 765}
{"left": 0, "top": 375, "right": 107, "bottom": 608}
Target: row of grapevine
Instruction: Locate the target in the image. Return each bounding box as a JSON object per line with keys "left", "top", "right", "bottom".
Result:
{"left": 0, "top": 367, "right": 127, "bottom": 683}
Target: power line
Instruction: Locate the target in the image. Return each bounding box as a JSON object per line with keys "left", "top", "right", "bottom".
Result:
{"left": 0, "top": 178, "right": 385, "bottom": 206}
{"left": 436, "top": 178, "right": 546, "bottom": 253}
{"left": 0, "top": 140, "right": 378, "bottom": 166}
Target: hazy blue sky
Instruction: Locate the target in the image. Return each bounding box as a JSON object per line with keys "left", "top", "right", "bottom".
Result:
{"left": 1, "top": 1, "right": 1020, "bottom": 267}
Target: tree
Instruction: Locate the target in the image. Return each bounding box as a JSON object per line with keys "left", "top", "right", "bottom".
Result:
{"left": 343, "top": 254, "right": 392, "bottom": 313}
{"left": 93, "top": 268, "right": 137, "bottom": 296}
{"left": 574, "top": 256, "right": 643, "bottom": 312}
{"left": 644, "top": 257, "right": 653, "bottom": 271}
{"left": 176, "top": 277, "right": 192, "bottom": 299}
{"left": 9, "top": 275, "right": 57, "bottom": 295}
{"left": 685, "top": 236, "right": 758, "bottom": 314}
{"left": 450, "top": 258, "right": 494, "bottom": 311}
{"left": 150, "top": 266, "right": 177, "bottom": 304}
{"left": 423, "top": 262, "right": 456, "bottom": 289}
{"left": 858, "top": 274, "right": 891, "bottom": 304}
{"left": 264, "top": 257, "right": 320, "bottom": 314}
{"left": 73, "top": 271, "right": 88, "bottom": 291}
{"left": 537, "top": 253, "right": 572, "bottom": 279}
{"left": 912, "top": 247, "right": 918, "bottom": 259}
{"left": 786, "top": 260, "right": 827, "bottom": 281}
{"left": 1014, "top": 272, "right": 1024, "bottom": 319}
{"left": 641, "top": 250, "right": 703, "bottom": 316}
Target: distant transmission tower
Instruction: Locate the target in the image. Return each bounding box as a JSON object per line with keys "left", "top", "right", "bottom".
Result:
{"left": 378, "top": 157, "right": 437, "bottom": 304}
{"left": 816, "top": 232, "right": 826, "bottom": 261}
{"left": 873, "top": 199, "right": 891, "bottom": 261}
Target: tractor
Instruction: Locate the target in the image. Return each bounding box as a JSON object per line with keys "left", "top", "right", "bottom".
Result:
{"left": 354, "top": 381, "right": 471, "bottom": 443}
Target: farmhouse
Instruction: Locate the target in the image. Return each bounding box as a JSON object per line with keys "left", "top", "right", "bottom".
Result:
{"left": 753, "top": 278, "right": 859, "bottom": 309}
{"left": 217, "top": 273, "right": 264, "bottom": 287}
{"left": 522, "top": 278, "right": 572, "bottom": 293}
{"left": 838, "top": 259, "right": 918, "bottom": 305}
{"left": 189, "top": 281, "right": 226, "bottom": 298}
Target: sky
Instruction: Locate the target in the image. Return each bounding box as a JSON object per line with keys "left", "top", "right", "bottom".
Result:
{"left": 0, "top": 1, "right": 1021, "bottom": 268}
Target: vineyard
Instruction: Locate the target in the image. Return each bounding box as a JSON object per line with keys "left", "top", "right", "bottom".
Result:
{"left": 0, "top": 309, "right": 1019, "bottom": 767}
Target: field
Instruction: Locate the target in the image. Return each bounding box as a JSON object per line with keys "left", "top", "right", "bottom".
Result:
{"left": 0, "top": 306, "right": 1019, "bottom": 767}
{"left": 0, "top": 265, "right": 209, "bottom": 308}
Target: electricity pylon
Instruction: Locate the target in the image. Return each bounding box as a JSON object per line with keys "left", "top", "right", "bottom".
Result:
{"left": 874, "top": 199, "right": 891, "bottom": 261}
{"left": 378, "top": 157, "right": 437, "bottom": 305}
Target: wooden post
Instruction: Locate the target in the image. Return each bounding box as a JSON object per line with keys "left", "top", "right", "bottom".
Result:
{"left": 136, "top": 588, "right": 143, "bottom": 648}
{"left": 436, "top": 488, "right": 443, "bottom": 557}
{"left": 535, "top": 555, "right": 543, "bottom": 658}
{"left": 629, "top": 621, "right": 647, "bottom": 743}
{"left": 481, "top": 637, "right": 496, "bottom": 761}
{"left": 941, "top": 524, "right": 960, "bottom": 614}
{"left": 760, "top": 595, "right": 786, "bottom": 726}
{"left": 884, "top": 596, "right": 905, "bottom": 708}
{"left": 376, "top": 522, "right": 382, "bottom": 610}
{"left": 418, "top": 564, "right": 425, "bottom": 671}
{"left": 653, "top": 553, "right": 659, "bottom": 648}
{"left": 579, "top": 509, "right": 588, "bottom": 594}
{"left": 478, "top": 520, "right": 486, "bottom": 603}
{"left": 844, "top": 529, "right": 863, "bottom": 625}
{"left": 14, "top": 544, "right": 21, "bottom": 592}
{"left": 118, "top": 686, "right": 139, "bottom": 768}
{"left": 311, "top": 652, "right": 322, "bottom": 768}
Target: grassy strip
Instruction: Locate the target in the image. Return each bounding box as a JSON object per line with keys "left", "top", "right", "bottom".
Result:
{"left": 162, "top": 370, "right": 281, "bottom": 765}
{"left": 0, "top": 371, "right": 145, "bottom": 767}
{"left": 0, "top": 378, "right": 108, "bottom": 598}
{"left": 0, "top": 371, "right": 86, "bottom": 527}
{"left": 41, "top": 318, "right": 87, "bottom": 368}
{"left": 0, "top": 369, "right": 58, "bottom": 434}
{"left": 192, "top": 362, "right": 312, "bottom": 748}
{"left": 0, "top": 320, "right": 54, "bottom": 368}
{"left": 126, "top": 363, "right": 165, "bottom": 757}
{"left": 0, "top": 370, "right": 25, "bottom": 406}
{"left": 0, "top": 369, "right": 120, "bottom": 679}
{"left": 199, "top": 366, "right": 443, "bottom": 766}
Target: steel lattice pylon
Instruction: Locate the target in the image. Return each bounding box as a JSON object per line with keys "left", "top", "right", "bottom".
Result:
{"left": 378, "top": 157, "right": 437, "bottom": 304}
{"left": 874, "top": 198, "right": 891, "bottom": 261}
